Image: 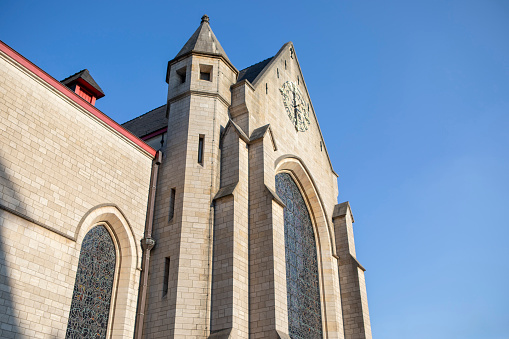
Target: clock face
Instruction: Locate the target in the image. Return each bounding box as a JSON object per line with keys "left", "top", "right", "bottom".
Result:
{"left": 279, "top": 81, "right": 311, "bottom": 132}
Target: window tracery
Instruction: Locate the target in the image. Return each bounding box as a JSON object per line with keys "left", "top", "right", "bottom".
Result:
{"left": 66, "top": 225, "right": 116, "bottom": 339}
{"left": 276, "top": 172, "right": 322, "bottom": 338}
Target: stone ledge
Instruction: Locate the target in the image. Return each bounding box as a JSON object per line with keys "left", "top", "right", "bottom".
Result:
{"left": 275, "top": 329, "right": 291, "bottom": 339}
{"left": 213, "top": 183, "right": 238, "bottom": 201}
{"left": 0, "top": 203, "right": 75, "bottom": 241}
{"left": 351, "top": 254, "right": 366, "bottom": 272}
{"left": 266, "top": 185, "right": 285, "bottom": 208}
{"left": 220, "top": 119, "right": 250, "bottom": 144}
{"left": 332, "top": 201, "right": 355, "bottom": 222}
{"left": 249, "top": 124, "right": 277, "bottom": 151}
{"left": 208, "top": 328, "right": 232, "bottom": 339}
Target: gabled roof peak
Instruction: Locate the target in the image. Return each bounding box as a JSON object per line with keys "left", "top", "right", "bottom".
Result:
{"left": 60, "top": 69, "right": 104, "bottom": 97}
{"left": 173, "top": 15, "right": 230, "bottom": 63}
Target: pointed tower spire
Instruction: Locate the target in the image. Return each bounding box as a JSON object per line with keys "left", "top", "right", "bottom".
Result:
{"left": 166, "top": 15, "right": 236, "bottom": 83}
{"left": 173, "top": 14, "right": 231, "bottom": 62}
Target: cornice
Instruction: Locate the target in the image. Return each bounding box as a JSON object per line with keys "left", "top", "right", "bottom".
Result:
{"left": 168, "top": 51, "right": 238, "bottom": 76}
{"left": 168, "top": 89, "right": 230, "bottom": 108}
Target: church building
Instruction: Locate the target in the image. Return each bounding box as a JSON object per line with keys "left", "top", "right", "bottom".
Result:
{"left": 0, "top": 15, "right": 371, "bottom": 339}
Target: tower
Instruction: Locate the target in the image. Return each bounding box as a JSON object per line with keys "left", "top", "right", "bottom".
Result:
{"left": 143, "top": 15, "right": 239, "bottom": 337}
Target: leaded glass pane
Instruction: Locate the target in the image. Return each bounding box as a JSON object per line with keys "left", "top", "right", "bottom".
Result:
{"left": 66, "top": 225, "right": 116, "bottom": 339}
{"left": 276, "top": 173, "right": 322, "bottom": 338}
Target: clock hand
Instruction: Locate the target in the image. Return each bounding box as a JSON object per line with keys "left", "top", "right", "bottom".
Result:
{"left": 293, "top": 90, "right": 298, "bottom": 127}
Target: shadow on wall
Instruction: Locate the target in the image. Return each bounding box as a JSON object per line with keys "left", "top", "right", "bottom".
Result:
{"left": 0, "top": 158, "right": 23, "bottom": 338}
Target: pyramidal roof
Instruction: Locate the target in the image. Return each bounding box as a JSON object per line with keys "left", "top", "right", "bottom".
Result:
{"left": 61, "top": 69, "right": 105, "bottom": 97}
{"left": 174, "top": 15, "right": 230, "bottom": 62}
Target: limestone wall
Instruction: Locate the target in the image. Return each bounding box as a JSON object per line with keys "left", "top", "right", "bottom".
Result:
{"left": 0, "top": 49, "right": 153, "bottom": 338}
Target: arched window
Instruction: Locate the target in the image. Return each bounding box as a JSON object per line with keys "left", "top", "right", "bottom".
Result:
{"left": 66, "top": 225, "right": 116, "bottom": 338}
{"left": 276, "top": 173, "right": 322, "bottom": 338}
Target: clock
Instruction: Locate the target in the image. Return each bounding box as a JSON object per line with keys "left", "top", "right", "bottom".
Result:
{"left": 279, "top": 81, "right": 311, "bottom": 132}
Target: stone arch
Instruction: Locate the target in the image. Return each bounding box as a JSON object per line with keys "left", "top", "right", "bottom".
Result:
{"left": 275, "top": 155, "right": 344, "bottom": 337}
{"left": 275, "top": 155, "right": 336, "bottom": 257}
{"left": 73, "top": 204, "right": 141, "bottom": 338}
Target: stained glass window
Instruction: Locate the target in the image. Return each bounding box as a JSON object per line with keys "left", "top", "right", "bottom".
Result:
{"left": 276, "top": 173, "right": 322, "bottom": 338}
{"left": 66, "top": 225, "right": 116, "bottom": 339}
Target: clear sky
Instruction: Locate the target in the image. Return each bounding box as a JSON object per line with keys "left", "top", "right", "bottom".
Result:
{"left": 1, "top": 1, "right": 508, "bottom": 338}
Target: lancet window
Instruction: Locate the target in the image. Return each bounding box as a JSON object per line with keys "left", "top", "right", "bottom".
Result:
{"left": 275, "top": 172, "right": 322, "bottom": 338}
{"left": 65, "top": 225, "right": 116, "bottom": 338}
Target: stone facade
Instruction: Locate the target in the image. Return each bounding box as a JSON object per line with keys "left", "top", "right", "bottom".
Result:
{"left": 0, "top": 15, "right": 371, "bottom": 339}
{"left": 0, "top": 42, "right": 155, "bottom": 338}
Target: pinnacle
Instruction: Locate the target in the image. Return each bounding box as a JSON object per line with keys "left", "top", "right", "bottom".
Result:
{"left": 173, "top": 14, "right": 230, "bottom": 62}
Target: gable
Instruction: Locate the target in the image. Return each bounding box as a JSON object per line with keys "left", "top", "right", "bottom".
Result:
{"left": 241, "top": 42, "right": 338, "bottom": 178}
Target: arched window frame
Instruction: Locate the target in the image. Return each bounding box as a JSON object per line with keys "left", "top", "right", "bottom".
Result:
{"left": 277, "top": 169, "right": 325, "bottom": 335}
{"left": 275, "top": 156, "right": 344, "bottom": 336}
{"left": 67, "top": 222, "right": 121, "bottom": 338}
{"left": 70, "top": 204, "right": 141, "bottom": 338}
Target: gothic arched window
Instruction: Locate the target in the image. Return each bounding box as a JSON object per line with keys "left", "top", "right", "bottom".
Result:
{"left": 66, "top": 225, "right": 117, "bottom": 338}
{"left": 276, "top": 173, "right": 322, "bottom": 338}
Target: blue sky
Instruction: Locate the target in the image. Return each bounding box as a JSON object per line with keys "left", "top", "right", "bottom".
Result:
{"left": 1, "top": 1, "right": 508, "bottom": 338}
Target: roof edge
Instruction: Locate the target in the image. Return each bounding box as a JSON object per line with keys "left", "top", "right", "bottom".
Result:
{"left": 251, "top": 42, "right": 292, "bottom": 87}
{"left": 0, "top": 40, "right": 156, "bottom": 158}
{"left": 122, "top": 103, "right": 166, "bottom": 125}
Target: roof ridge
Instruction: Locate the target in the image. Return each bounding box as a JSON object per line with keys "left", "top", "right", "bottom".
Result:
{"left": 60, "top": 68, "right": 87, "bottom": 83}
{"left": 237, "top": 56, "right": 274, "bottom": 84}
{"left": 121, "top": 103, "right": 166, "bottom": 125}
{"left": 238, "top": 57, "right": 274, "bottom": 73}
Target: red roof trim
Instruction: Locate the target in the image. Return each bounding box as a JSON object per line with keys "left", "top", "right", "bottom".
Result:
{"left": 75, "top": 77, "right": 105, "bottom": 99}
{"left": 141, "top": 127, "right": 168, "bottom": 140}
{"left": 0, "top": 40, "right": 156, "bottom": 157}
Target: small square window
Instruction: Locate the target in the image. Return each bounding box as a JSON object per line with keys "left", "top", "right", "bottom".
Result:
{"left": 200, "top": 72, "right": 210, "bottom": 81}
{"left": 199, "top": 64, "right": 213, "bottom": 82}
{"left": 176, "top": 66, "right": 186, "bottom": 84}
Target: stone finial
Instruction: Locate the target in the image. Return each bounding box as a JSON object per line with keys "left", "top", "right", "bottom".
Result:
{"left": 201, "top": 14, "right": 209, "bottom": 23}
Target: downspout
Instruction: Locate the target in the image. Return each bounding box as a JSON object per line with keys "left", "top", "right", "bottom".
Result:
{"left": 134, "top": 150, "right": 163, "bottom": 339}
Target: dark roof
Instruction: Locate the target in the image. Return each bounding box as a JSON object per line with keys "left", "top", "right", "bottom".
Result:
{"left": 121, "top": 104, "right": 168, "bottom": 138}
{"left": 60, "top": 69, "right": 105, "bottom": 97}
{"left": 237, "top": 57, "right": 273, "bottom": 84}
{"left": 174, "top": 15, "right": 230, "bottom": 62}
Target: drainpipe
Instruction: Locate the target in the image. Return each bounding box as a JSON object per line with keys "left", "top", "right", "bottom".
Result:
{"left": 134, "top": 150, "right": 163, "bottom": 339}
